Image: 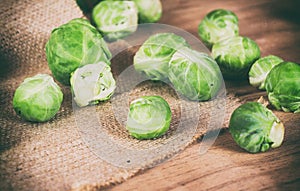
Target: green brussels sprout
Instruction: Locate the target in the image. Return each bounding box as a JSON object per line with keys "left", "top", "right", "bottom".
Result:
{"left": 70, "top": 62, "right": 116, "bottom": 107}
{"left": 133, "top": 0, "right": 162, "bottom": 23}
{"left": 92, "top": 0, "right": 138, "bottom": 41}
{"left": 126, "top": 96, "right": 171, "bottom": 139}
{"left": 212, "top": 36, "right": 261, "bottom": 79}
{"left": 265, "top": 62, "right": 300, "bottom": 113}
{"left": 13, "top": 74, "right": 63, "bottom": 122}
{"left": 249, "top": 55, "right": 283, "bottom": 90}
{"left": 46, "top": 18, "right": 112, "bottom": 85}
{"left": 229, "top": 102, "right": 285, "bottom": 153}
{"left": 168, "top": 47, "right": 222, "bottom": 101}
{"left": 134, "top": 33, "right": 190, "bottom": 80}
{"left": 198, "top": 9, "right": 239, "bottom": 47}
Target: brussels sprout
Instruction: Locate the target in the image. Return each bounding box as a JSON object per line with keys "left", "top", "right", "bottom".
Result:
{"left": 92, "top": 0, "right": 138, "bottom": 41}
{"left": 212, "top": 36, "right": 261, "bottom": 79}
{"left": 265, "top": 62, "right": 300, "bottom": 113}
{"left": 229, "top": 102, "right": 284, "bottom": 153}
{"left": 46, "top": 18, "right": 112, "bottom": 85}
{"left": 13, "top": 74, "right": 63, "bottom": 122}
{"left": 249, "top": 55, "right": 283, "bottom": 90}
{"left": 168, "top": 47, "right": 222, "bottom": 101}
{"left": 126, "top": 96, "right": 171, "bottom": 139}
{"left": 134, "top": 33, "right": 190, "bottom": 80}
{"left": 70, "top": 62, "right": 116, "bottom": 107}
{"left": 198, "top": 9, "right": 239, "bottom": 47}
{"left": 133, "top": 0, "right": 162, "bottom": 23}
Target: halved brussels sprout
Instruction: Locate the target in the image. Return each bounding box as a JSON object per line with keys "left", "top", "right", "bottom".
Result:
{"left": 13, "top": 74, "right": 63, "bottom": 122}
{"left": 229, "top": 102, "right": 285, "bottom": 153}
{"left": 92, "top": 0, "right": 138, "bottom": 41}
{"left": 126, "top": 96, "right": 171, "bottom": 139}
{"left": 198, "top": 9, "right": 239, "bottom": 47}
{"left": 265, "top": 62, "right": 300, "bottom": 113}
{"left": 168, "top": 47, "right": 222, "bottom": 101}
{"left": 249, "top": 55, "right": 283, "bottom": 90}
{"left": 46, "top": 18, "right": 111, "bottom": 85}
{"left": 212, "top": 36, "right": 261, "bottom": 79}
{"left": 70, "top": 62, "right": 116, "bottom": 107}
{"left": 134, "top": 33, "right": 190, "bottom": 80}
{"left": 133, "top": 0, "right": 162, "bottom": 23}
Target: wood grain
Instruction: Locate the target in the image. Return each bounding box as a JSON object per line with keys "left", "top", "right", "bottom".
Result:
{"left": 107, "top": 0, "right": 300, "bottom": 190}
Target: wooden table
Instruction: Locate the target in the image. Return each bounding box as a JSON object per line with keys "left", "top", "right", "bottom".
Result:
{"left": 108, "top": 0, "right": 300, "bottom": 190}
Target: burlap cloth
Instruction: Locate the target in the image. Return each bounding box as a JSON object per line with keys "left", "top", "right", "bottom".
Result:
{"left": 0, "top": 0, "right": 241, "bottom": 190}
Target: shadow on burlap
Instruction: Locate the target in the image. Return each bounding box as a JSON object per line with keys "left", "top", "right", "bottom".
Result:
{"left": 0, "top": 0, "right": 241, "bottom": 190}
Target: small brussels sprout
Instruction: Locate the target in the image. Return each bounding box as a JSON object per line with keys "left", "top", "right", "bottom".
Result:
{"left": 70, "top": 62, "right": 116, "bottom": 107}
{"left": 92, "top": 0, "right": 138, "bottom": 41}
{"left": 46, "top": 18, "right": 111, "bottom": 85}
{"left": 13, "top": 74, "right": 63, "bottom": 122}
{"left": 229, "top": 102, "right": 285, "bottom": 153}
{"left": 265, "top": 62, "right": 300, "bottom": 113}
{"left": 198, "top": 9, "right": 239, "bottom": 47}
{"left": 134, "top": 33, "right": 190, "bottom": 80}
{"left": 126, "top": 96, "right": 171, "bottom": 139}
{"left": 212, "top": 36, "right": 261, "bottom": 79}
{"left": 249, "top": 55, "right": 283, "bottom": 90}
{"left": 168, "top": 47, "right": 222, "bottom": 101}
{"left": 133, "top": 0, "right": 162, "bottom": 23}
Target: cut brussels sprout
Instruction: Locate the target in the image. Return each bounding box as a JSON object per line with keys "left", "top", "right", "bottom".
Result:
{"left": 249, "top": 55, "right": 283, "bottom": 90}
{"left": 70, "top": 62, "right": 116, "bottom": 107}
{"left": 13, "top": 74, "right": 63, "bottom": 122}
{"left": 212, "top": 36, "right": 261, "bottom": 79}
{"left": 134, "top": 33, "right": 190, "bottom": 80}
{"left": 46, "top": 18, "right": 111, "bottom": 85}
{"left": 229, "top": 102, "right": 285, "bottom": 153}
{"left": 133, "top": 0, "right": 162, "bottom": 23}
{"left": 168, "top": 47, "right": 222, "bottom": 101}
{"left": 126, "top": 96, "right": 171, "bottom": 139}
{"left": 265, "top": 62, "right": 300, "bottom": 113}
{"left": 92, "top": 0, "right": 138, "bottom": 41}
{"left": 198, "top": 9, "right": 239, "bottom": 47}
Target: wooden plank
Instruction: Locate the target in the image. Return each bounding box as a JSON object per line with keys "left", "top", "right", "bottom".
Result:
{"left": 108, "top": 0, "right": 300, "bottom": 190}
